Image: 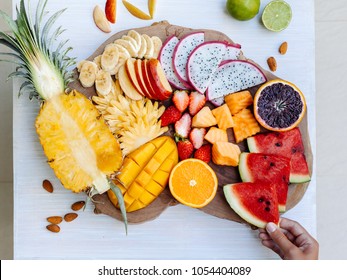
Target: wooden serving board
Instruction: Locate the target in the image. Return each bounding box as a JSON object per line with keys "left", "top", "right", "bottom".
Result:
{"left": 70, "top": 21, "right": 313, "bottom": 227}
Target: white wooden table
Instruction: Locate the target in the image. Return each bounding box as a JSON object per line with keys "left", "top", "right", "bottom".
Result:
{"left": 13, "top": 0, "right": 316, "bottom": 259}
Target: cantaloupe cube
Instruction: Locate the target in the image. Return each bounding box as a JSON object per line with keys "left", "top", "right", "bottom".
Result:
{"left": 225, "top": 90, "right": 253, "bottom": 115}
{"left": 233, "top": 108, "right": 261, "bottom": 143}
{"left": 204, "top": 127, "right": 228, "bottom": 144}
{"left": 212, "top": 141, "right": 241, "bottom": 166}
{"left": 192, "top": 106, "right": 217, "bottom": 128}
{"left": 212, "top": 104, "right": 235, "bottom": 130}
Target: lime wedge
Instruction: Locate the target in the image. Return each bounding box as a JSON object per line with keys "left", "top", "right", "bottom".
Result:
{"left": 262, "top": 0, "right": 292, "bottom": 32}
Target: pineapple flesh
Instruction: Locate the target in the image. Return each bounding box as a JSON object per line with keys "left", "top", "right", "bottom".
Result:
{"left": 36, "top": 91, "right": 122, "bottom": 193}
{"left": 0, "top": 0, "right": 127, "bottom": 228}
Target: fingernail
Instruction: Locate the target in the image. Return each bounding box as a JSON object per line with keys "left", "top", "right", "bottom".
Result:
{"left": 266, "top": 222, "right": 277, "bottom": 233}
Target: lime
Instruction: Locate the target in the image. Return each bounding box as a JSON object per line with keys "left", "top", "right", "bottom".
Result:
{"left": 226, "top": 0, "right": 260, "bottom": 21}
{"left": 262, "top": 0, "right": 292, "bottom": 32}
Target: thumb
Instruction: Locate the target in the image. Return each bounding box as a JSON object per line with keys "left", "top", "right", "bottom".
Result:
{"left": 266, "top": 222, "right": 296, "bottom": 254}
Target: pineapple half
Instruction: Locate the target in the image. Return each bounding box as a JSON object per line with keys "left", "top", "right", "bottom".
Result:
{"left": 0, "top": 0, "right": 127, "bottom": 229}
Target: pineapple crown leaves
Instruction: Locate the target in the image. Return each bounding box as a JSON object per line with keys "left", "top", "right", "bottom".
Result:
{"left": 109, "top": 179, "right": 128, "bottom": 235}
{"left": 0, "top": 0, "right": 76, "bottom": 101}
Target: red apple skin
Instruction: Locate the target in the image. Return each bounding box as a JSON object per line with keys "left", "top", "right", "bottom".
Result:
{"left": 141, "top": 59, "right": 156, "bottom": 99}
{"left": 125, "top": 58, "right": 146, "bottom": 96}
{"left": 147, "top": 59, "right": 173, "bottom": 101}
{"left": 134, "top": 59, "right": 151, "bottom": 98}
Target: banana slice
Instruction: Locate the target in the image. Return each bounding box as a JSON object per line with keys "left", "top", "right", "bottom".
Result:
{"left": 78, "top": 61, "right": 99, "bottom": 88}
{"left": 93, "top": 55, "right": 102, "bottom": 69}
{"left": 114, "top": 38, "right": 138, "bottom": 57}
{"left": 137, "top": 35, "right": 147, "bottom": 58}
{"left": 142, "top": 34, "right": 154, "bottom": 59}
{"left": 122, "top": 35, "right": 140, "bottom": 55}
{"left": 95, "top": 69, "right": 113, "bottom": 96}
{"left": 151, "top": 36, "right": 163, "bottom": 59}
{"left": 115, "top": 44, "right": 131, "bottom": 59}
{"left": 101, "top": 43, "right": 119, "bottom": 72}
{"left": 128, "top": 30, "right": 142, "bottom": 52}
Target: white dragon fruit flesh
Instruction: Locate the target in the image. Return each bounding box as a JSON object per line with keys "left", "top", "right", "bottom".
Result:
{"left": 158, "top": 35, "right": 187, "bottom": 90}
{"left": 187, "top": 41, "right": 227, "bottom": 94}
{"left": 173, "top": 31, "right": 204, "bottom": 89}
{"left": 207, "top": 60, "right": 267, "bottom": 105}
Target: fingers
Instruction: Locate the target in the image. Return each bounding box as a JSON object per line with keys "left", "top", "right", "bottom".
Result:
{"left": 279, "top": 218, "right": 309, "bottom": 237}
{"left": 265, "top": 222, "right": 298, "bottom": 256}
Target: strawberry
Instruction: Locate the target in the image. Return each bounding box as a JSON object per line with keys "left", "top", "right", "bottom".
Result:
{"left": 172, "top": 90, "right": 189, "bottom": 112}
{"left": 175, "top": 113, "right": 191, "bottom": 138}
{"left": 189, "top": 128, "right": 206, "bottom": 149}
{"left": 177, "top": 140, "right": 194, "bottom": 161}
{"left": 160, "top": 106, "right": 181, "bottom": 126}
{"left": 189, "top": 91, "right": 206, "bottom": 116}
{"left": 105, "top": 0, "right": 117, "bottom": 23}
{"left": 194, "top": 144, "right": 212, "bottom": 163}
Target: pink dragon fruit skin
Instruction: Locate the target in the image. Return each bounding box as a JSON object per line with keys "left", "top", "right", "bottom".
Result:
{"left": 172, "top": 31, "right": 205, "bottom": 89}
{"left": 207, "top": 60, "right": 267, "bottom": 105}
{"left": 158, "top": 35, "right": 187, "bottom": 90}
{"left": 187, "top": 41, "right": 227, "bottom": 94}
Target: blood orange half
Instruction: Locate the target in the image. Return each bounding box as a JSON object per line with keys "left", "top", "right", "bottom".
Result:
{"left": 254, "top": 79, "right": 306, "bottom": 132}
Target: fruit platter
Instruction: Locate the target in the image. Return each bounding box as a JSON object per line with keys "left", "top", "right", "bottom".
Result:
{"left": 6, "top": 0, "right": 315, "bottom": 259}
{"left": 66, "top": 21, "right": 312, "bottom": 228}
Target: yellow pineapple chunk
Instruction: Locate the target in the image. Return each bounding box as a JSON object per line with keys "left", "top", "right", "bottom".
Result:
{"left": 108, "top": 136, "right": 178, "bottom": 212}
{"left": 192, "top": 106, "right": 217, "bottom": 128}
{"left": 212, "top": 141, "right": 241, "bottom": 166}
{"left": 225, "top": 90, "right": 253, "bottom": 115}
{"left": 233, "top": 108, "right": 261, "bottom": 143}
{"left": 36, "top": 90, "right": 122, "bottom": 193}
{"left": 212, "top": 104, "right": 235, "bottom": 130}
{"left": 204, "top": 127, "right": 228, "bottom": 144}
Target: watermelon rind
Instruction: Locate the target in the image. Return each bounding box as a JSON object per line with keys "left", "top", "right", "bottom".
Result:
{"left": 246, "top": 137, "right": 258, "bottom": 153}
{"left": 223, "top": 184, "right": 269, "bottom": 229}
{"left": 289, "top": 173, "right": 311, "bottom": 184}
{"left": 238, "top": 153, "right": 253, "bottom": 182}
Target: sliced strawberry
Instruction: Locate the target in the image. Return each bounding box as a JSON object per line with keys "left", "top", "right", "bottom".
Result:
{"left": 160, "top": 106, "right": 181, "bottom": 127}
{"left": 189, "top": 91, "right": 206, "bottom": 116}
{"left": 105, "top": 0, "right": 116, "bottom": 23}
{"left": 175, "top": 113, "right": 191, "bottom": 139}
{"left": 177, "top": 140, "right": 194, "bottom": 161}
{"left": 189, "top": 127, "right": 206, "bottom": 149}
{"left": 172, "top": 90, "right": 189, "bottom": 112}
{"left": 194, "top": 144, "right": 212, "bottom": 163}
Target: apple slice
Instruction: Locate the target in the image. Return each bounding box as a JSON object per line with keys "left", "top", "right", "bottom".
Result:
{"left": 141, "top": 59, "right": 156, "bottom": 99}
{"left": 134, "top": 59, "right": 152, "bottom": 98}
{"left": 125, "top": 58, "right": 146, "bottom": 96}
{"left": 147, "top": 58, "right": 173, "bottom": 100}
{"left": 118, "top": 64, "right": 143, "bottom": 100}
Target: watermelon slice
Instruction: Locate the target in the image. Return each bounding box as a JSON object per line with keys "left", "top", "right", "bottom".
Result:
{"left": 223, "top": 182, "right": 279, "bottom": 229}
{"left": 247, "top": 128, "right": 311, "bottom": 183}
{"left": 239, "top": 152, "right": 290, "bottom": 212}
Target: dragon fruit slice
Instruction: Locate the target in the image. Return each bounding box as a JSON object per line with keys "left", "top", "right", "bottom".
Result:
{"left": 207, "top": 60, "right": 267, "bottom": 104}
{"left": 223, "top": 42, "right": 242, "bottom": 60}
{"left": 187, "top": 41, "right": 227, "bottom": 94}
{"left": 158, "top": 35, "right": 187, "bottom": 90}
{"left": 173, "top": 32, "right": 205, "bottom": 88}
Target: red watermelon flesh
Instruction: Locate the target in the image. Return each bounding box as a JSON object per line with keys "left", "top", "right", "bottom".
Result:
{"left": 247, "top": 127, "right": 311, "bottom": 183}
{"left": 238, "top": 152, "right": 290, "bottom": 212}
{"left": 223, "top": 182, "right": 279, "bottom": 229}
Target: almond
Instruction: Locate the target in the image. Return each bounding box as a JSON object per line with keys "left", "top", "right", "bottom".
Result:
{"left": 93, "top": 5, "right": 111, "bottom": 33}
{"left": 279, "top": 42, "right": 288, "bottom": 55}
{"left": 71, "top": 201, "right": 85, "bottom": 211}
{"left": 46, "top": 224, "right": 60, "bottom": 233}
{"left": 42, "top": 179, "right": 53, "bottom": 193}
{"left": 64, "top": 213, "right": 78, "bottom": 222}
{"left": 47, "top": 216, "right": 63, "bottom": 224}
{"left": 267, "top": 57, "right": 277, "bottom": 72}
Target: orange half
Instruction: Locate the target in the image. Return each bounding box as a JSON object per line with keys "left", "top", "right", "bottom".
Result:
{"left": 169, "top": 159, "right": 218, "bottom": 208}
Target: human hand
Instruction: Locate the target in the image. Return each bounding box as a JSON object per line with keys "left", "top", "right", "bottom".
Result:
{"left": 258, "top": 218, "right": 319, "bottom": 260}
